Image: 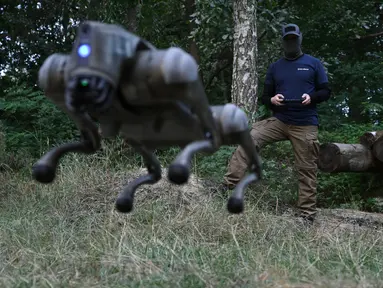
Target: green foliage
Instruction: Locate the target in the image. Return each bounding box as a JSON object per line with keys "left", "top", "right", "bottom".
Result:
{"left": 189, "top": 0, "right": 233, "bottom": 104}
{"left": 319, "top": 123, "right": 383, "bottom": 143}
{"left": 0, "top": 85, "right": 76, "bottom": 156}
{"left": 190, "top": 0, "right": 233, "bottom": 59}
{"left": 196, "top": 146, "right": 236, "bottom": 179}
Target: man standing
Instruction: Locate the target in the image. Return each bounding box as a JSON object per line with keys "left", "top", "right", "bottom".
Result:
{"left": 223, "top": 24, "right": 331, "bottom": 225}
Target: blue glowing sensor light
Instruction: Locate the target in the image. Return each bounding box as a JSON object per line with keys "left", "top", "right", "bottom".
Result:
{"left": 78, "top": 44, "right": 91, "bottom": 58}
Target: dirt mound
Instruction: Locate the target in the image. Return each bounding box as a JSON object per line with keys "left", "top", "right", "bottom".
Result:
{"left": 117, "top": 168, "right": 211, "bottom": 208}
{"left": 112, "top": 168, "right": 383, "bottom": 232}
{"left": 315, "top": 208, "right": 383, "bottom": 233}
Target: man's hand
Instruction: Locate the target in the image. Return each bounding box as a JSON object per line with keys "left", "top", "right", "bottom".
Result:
{"left": 271, "top": 94, "right": 284, "bottom": 106}
{"left": 302, "top": 93, "right": 311, "bottom": 105}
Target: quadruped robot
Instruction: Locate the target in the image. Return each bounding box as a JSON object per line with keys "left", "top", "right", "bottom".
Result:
{"left": 32, "top": 21, "right": 262, "bottom": 214}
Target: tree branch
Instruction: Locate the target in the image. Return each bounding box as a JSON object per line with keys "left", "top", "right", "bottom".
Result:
{"left": 354, "top": 31, "right": 383, "bottom": 40}
{"left": 204, "top": 60, "right": 231, "bottom": 90}
{"left": 257, "top": 30, "right": 267, "bottom": 43}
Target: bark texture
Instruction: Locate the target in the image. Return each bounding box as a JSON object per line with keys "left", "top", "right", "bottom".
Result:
{"left": 184, "top": 0, "right": 204, "bottom": 84}
{"left": 231, "top": 0, "right": 258, "bottom": 115}
{"left": 125, "top": 3, "right": 139, "bottom": 33}
{"left": 318, "top": 143, "right": 381, "bottom": 173}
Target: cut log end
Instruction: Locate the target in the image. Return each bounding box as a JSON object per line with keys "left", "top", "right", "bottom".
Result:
{"left": 318, "top": 143, "right": 344, "bottom": 173}
{"left": 360, "top": 133, "right": 376, "bottom": 148}
{"left": 360, "top": 131, "right": 383, "bottom": 148}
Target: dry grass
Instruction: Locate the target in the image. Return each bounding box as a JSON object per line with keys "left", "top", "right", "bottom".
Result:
{"left": 0, "top": 152, "right": 382, "bottom": 287}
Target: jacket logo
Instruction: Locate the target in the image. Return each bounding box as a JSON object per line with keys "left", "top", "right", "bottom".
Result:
{"left": 297, "top": 68, "right": 309, "bottom": 71}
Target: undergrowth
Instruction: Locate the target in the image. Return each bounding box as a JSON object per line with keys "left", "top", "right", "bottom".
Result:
{"left": 0, "top": 117, "right": 383, "bottom": 286}
{"left": 0, "top": 146, "right": 382, "bottom": 287}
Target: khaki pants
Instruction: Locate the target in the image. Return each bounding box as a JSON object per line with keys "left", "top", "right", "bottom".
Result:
{"left": 223, "top": 117, "right": 320, "bottom": 217}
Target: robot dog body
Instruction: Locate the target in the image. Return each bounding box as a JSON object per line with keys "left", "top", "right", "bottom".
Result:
{"left": 33, "top": 21, "right": 262, "bottom": 214}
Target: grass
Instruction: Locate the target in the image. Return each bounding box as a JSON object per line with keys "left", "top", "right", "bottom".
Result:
{"left": 0, "top": 146, "right": 382, "bottom": 287}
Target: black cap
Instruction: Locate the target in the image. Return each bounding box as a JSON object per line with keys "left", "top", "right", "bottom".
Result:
{"left": 282, "top": 24, "right": 301, "bottom": 38}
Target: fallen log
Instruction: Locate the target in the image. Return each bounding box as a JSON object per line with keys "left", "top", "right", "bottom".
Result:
{"left": 372, "top": 136, "right": 383, "bottom": 163}
{"left": 318, "top": 143, "right": 381, "bottom": 173}
{"left": 359, "top": 131, "right": 383, "bottom": 148}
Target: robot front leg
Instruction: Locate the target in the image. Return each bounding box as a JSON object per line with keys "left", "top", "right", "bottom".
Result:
{"left": 115, "top": 143, "right": 162, "bottom": 213}
{"left": 227, "top": 130, "right": 262, "bottom": 214}
{"left": 168, "top": 140, "right": 215, "bottom": 185}
{"left": 32, "top": 129, "right": 101, "bottom": 184}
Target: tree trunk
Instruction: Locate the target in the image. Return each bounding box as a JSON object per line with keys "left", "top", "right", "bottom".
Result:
{"left": 348, "top": 93, "right": 369, "bottom": 123}
{"left": 185, "top": 0, "right": 199, "bottom": 61}
{"left": 318, "top": 143, "right": 381, "bottom": 173}
{"left": 359, "top": 131, "right": 383, "bottom": 148}
{"left": 184, "top": 0, "right": 204, "bottom": 84}
{"left": 125, "top": 3, "right": 139, "bottom": 33}
{"left": 231, "top": 0, "right": 258, "bottom": 115}
{"left": 87, "top": 0, "right": 102, "bottom": 20}
{"left": 61, "top": 4, "right": 71, "bottom": 49}
{"left": 372, "top": 136, "right": 383, "bottom": 162}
